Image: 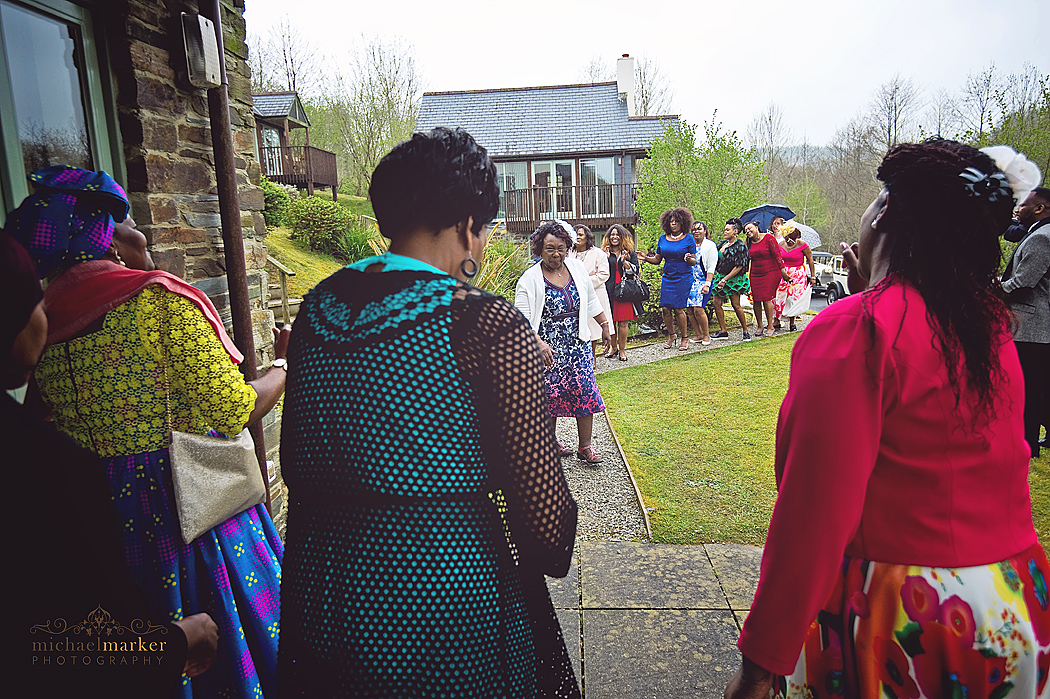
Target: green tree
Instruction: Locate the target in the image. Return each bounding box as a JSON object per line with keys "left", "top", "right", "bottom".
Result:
{"left": 634, "top": 116, "right": 765, "bottom": 324}
{"left": 783, "top": 180, "right": 832, "bottom": 233}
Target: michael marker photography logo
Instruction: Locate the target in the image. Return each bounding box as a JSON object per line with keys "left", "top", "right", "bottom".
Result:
{"left": 30, "top": 606, "right": 170, "bottom": 668}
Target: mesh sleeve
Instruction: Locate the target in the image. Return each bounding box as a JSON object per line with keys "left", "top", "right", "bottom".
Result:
{"left": 452, "top": 287, "right": 578, "bottom": 577}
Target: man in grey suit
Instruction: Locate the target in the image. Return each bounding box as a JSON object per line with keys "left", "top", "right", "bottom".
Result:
{"left": 1003, "top": 186, "right": 1050, "bottom": 457}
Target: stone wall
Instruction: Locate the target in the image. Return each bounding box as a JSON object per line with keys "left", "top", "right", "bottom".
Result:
{"left": 108, "top": 0, "right": 288, "bottom": 533}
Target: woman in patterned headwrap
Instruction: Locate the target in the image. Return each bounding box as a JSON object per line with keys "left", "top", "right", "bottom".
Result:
{"left": 11, "top": 166, "right": 288, "bottom": 699}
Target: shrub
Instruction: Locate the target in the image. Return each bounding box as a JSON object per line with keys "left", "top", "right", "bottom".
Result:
{"left": 474, "top": 229, "right": 531, "bottom": 301}
{"left": 287, "top": 195, "right": 353, "bottom": 256}
{"left": 260, "top": 175, "right": 290, "bottom": 228}
{"left": 335, "top": 219, "right": 385, "bottom": 263}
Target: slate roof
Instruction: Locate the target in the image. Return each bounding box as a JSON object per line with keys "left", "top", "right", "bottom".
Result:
{"left": 252, "top": 92, "right": 310, "bottom": 127}
{"left": 415, "top": 82, "right": 677, "bottom": 159}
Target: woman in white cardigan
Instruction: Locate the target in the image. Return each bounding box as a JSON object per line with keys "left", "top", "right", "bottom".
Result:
{"left": 568, "top": 225, "right": 613, "bottom": 357}
{"left": 515, "top": 221, "right": 612, "bottom": 464}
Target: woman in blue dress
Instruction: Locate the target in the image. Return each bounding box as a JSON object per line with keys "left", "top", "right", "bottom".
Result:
{"left": 515, "top": 220, "right": 613, "bottom": 464}
{"left": 641, "top": 207, "right": 698, "bottom": 350}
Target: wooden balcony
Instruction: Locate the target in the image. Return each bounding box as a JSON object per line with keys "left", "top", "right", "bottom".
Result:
{"left": 502, "top": 183, "right": 640, "bottom": 234}
{"left": 260, "top": 145, "right": 338, "bottom": 199}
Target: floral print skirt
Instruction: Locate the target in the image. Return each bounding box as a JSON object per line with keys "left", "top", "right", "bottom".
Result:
{"left": 774, "top": 542, "right": 1050, "bottom": 698}
{"left": 774, "top": 265, "right": 812, "bottom": 319}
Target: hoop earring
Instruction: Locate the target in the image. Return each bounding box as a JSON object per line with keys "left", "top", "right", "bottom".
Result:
{"left": 461, "top": 256, "right": 479, "bottom": 279}
{"left": 113, "top": 249, "right": 127, "bottom": 267}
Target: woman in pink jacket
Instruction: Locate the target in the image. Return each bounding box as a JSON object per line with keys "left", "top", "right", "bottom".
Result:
{"left": 726, "top": 140, "right": 1049, "bottom": 698}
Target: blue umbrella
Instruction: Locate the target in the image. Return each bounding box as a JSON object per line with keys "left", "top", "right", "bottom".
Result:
{"left": 741, "top": 204, "right": 795, "bottom": 233}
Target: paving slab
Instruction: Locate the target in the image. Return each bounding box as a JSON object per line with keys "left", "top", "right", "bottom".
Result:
{"left": 705, "top": 543, "right": 762, "bottom": 611}
{"left": 581, "top": 541, "right": 726, "bottom": 609}
{"left": 555, "top": 608, "right": 583, "bottom": 687}
{"left": 546, "top": 551, "right": 581, "bottom": 610}
{"left": 582, "top": 609, "right": 740, "bottom": 698}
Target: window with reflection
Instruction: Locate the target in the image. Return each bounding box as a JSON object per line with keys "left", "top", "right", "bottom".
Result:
{"left": 1, "top": 0, "right": 92, "bottom": 173}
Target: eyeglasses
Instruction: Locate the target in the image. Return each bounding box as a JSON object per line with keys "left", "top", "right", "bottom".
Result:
{"left": 543, "top": 246, "right": 568, "bottom": 254}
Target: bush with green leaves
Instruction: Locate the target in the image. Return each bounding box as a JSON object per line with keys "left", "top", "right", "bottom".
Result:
{"left": 287, "top": 195, "right": 353, "bottom": 256}
{"left": 260, "top": 175, "right": 290, "bottom": 228}
{"left": 634, "top": 116, "right": 766, "bottom": 329}
{"left": 335, "top": 220, "right": 386, "bottom": 263}
{"left": 474, "top": 233, "right": 531, "bottom": 301}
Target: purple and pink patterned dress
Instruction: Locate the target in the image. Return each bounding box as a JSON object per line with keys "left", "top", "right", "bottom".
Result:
{"left": 538, "top": 277, "right": 605, "bottom": 417}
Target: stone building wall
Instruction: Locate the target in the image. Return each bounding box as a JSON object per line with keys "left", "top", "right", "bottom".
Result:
{"left": 107, "top": 0, "right": 288, "bottom": 532}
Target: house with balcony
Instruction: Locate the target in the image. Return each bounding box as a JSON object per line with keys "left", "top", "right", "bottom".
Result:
{"left": 253, "top": 91, "right": 338, "bottom": 199}
{"left": 415, "top": 55, "right": 678, "bottom": 236}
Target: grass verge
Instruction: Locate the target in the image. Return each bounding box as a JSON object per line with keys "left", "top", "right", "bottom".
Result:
{"left": 265, "top": 225, "right": 344, "bottom": 298}
{"left": 598, "top": 335, "right": 795, "bottom": 545}
{"left": 1028, "top": 431, "right": 1050, "bottom": 542}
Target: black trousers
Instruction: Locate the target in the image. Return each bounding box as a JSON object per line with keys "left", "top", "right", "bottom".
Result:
{"left": 1015, "top": 341, "right": 1049, "bottom": 456}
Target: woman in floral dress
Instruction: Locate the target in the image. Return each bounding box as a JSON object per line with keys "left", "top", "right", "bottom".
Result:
{"left": 515, "top": 220, "right": 612, "bottom": 464}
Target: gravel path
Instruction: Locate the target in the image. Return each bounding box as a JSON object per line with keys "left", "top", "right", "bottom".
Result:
{"left": 561, "top": 313, "right": 815, "bottom": 542}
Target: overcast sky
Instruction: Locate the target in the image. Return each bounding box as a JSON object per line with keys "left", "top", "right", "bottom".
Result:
{"left": 243, "top": 0, "right": 1049, "bottom": 147}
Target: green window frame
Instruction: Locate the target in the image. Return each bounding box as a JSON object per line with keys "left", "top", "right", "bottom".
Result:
{"left": 0, "top": 0, "right": 123, "bottom": 225}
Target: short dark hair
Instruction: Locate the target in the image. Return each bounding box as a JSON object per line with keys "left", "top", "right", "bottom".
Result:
{"left": 692, "top": 221, "right": 707, "bottom": 233}
{"left": 660, "top": 207, "right": 693, "bottom": 236}
{"left": 531, "top": 221, "right": 574, "bottom": 258}
{"left": 369, "top": 127, "right": 498, "bottom": 240}
{"left": 1029, "top": 186, "right": 1050, "bottom": 206}
{"left": 725, "top": 218, "right": 743, "bottom": 233}
{"left": 575, "top": 225, "right": 594, "bottom": 250}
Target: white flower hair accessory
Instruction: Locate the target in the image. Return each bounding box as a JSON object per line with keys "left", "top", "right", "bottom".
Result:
{"left": 980, "top": 145, "right": 1042, "bottom": 205}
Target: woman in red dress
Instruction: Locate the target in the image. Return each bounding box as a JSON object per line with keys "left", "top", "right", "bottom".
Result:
{"left": 744, "top": 221, "right": 789, "bottom": 337}
{"left": 602, "top": 224, "right": 640, "bottom": 362}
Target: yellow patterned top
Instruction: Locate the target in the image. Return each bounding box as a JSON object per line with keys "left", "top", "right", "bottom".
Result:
{"left": 36, "top": 285, "right": 257, "bottom": 457}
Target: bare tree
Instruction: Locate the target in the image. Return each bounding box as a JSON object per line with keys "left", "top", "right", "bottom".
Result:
{"left": 922, "top": 88, "right": 960, "bottom": 138}
{"left": 325, "top": 36, "right": 423, "bottom": 194}
{"left": 955, "top": 65, "right": 999, "bottom": 141}
{"left": 247, "top": 15, "right": 321, "bottom": 97}
{"left": 746, "top": 102, "right": 791, "bottom": 198}
{"left": 579, "top": 54, "right": 615, "bottom": 83}
{"left": 825, "top": 115, "right": 881, "bottom": 248}
{"left": 868, "top": 74, "right": 921, "bottom": 155}
{"left": 634, "top": 55, "right": 674, "bottom": 116}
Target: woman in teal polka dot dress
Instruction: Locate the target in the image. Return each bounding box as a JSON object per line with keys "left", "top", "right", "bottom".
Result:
{"left": 278, "top": 128, "right": 581, "bottom": 698}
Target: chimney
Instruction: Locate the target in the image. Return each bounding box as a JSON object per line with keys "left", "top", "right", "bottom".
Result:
{"left": 617, "top": 54, "right": 636, "bottom": 117}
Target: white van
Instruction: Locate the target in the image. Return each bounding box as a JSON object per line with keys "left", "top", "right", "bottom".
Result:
{"left": 824, "top": 255, "right": 852, "bottom": 304}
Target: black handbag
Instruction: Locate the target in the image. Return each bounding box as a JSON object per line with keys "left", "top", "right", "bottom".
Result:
{"left": 614, "top": 270, "right": 650, "bottom": 304}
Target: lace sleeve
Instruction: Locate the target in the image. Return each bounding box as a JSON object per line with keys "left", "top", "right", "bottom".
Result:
{"left": 452, "top": 288, "right": 578, "bottom": 577}
{"left": 154, "top": 289, "right": 257, "bottom": 436}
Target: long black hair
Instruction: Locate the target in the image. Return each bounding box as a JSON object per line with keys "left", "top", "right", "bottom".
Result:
{"left": 869, "top": 139, "right": 1015, "bottom": 422}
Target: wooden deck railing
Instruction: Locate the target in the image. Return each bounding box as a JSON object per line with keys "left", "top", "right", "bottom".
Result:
{"left": 260, "top": 145, "right": 338, "bottom": 197}
{"left": 502, "top": 183, "right": 640, "bottom": 232}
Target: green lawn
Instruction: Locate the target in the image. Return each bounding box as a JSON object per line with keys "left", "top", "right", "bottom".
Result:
{"left": 599, "top": 337, "right": 1050, "bottom": 546}
{"left": 598, "top": 335, "right": 795, "bottom": 545}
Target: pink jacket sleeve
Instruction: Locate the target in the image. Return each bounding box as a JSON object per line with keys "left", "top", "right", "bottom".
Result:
{"left": 738, "top": 300, "right": 896, "bottom": 674}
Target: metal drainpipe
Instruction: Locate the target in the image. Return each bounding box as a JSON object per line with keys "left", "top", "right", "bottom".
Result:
{"left": 202, "top": 0, "right": 271, "bottom": 513}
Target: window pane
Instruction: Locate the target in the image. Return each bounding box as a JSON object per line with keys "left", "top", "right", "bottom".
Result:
{"left": 1, "top": 1, "right": 92, "bottom": 173}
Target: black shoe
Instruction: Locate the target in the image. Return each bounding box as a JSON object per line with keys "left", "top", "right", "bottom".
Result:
{"left": 713, "top": 331, "right": 729, "bottom": 339}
